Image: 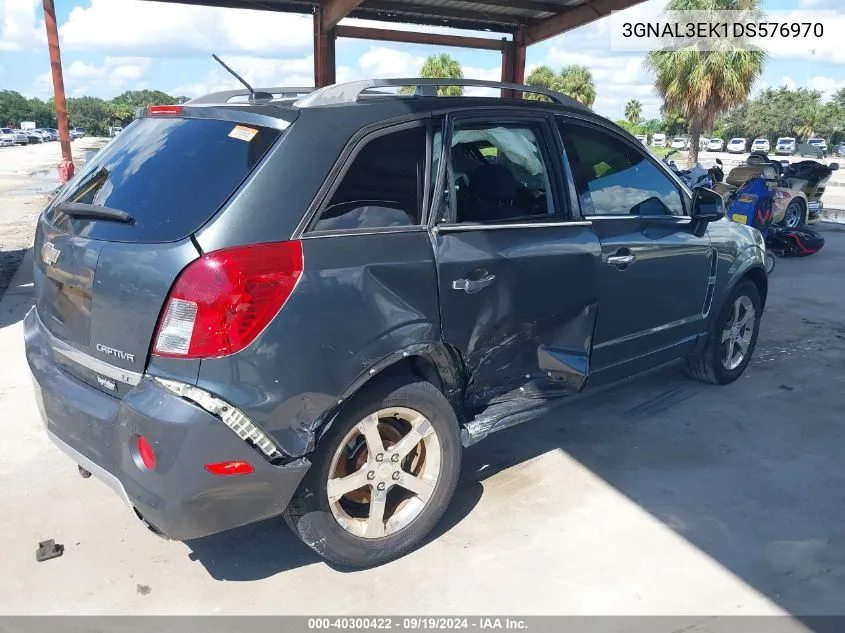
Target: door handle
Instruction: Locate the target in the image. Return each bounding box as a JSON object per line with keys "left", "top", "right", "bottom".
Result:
{"left": 607, "top": 254, "right": 636, "bottom": 266}
{"left": 452, "top": 273, "right": 496, "bottom": 294}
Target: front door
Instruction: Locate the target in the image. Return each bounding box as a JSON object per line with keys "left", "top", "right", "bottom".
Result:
{"left": 557, "top": 118, "right": 713, "bottom": 382}
{"left": 431, "top": 112, "right": 602, "bottom": 412}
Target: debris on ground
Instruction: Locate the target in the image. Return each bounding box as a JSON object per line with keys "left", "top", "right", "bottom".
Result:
{"left": 35, "top": 539, "right": 64, "bottom": 562}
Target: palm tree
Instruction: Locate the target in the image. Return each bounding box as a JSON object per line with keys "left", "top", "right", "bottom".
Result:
{"left": 796, "top": 104, "right": 822, "bottom": 141}
{"left": 524, "top": 64, "right": 596, "bottom": 106}
{"left": 558, "top": 65, "right": 596, "bottom": 107}
{"left": 645, "top": 0, "right": 766, "bottom": 165}
{"left": 406, "top": 54, "right": 463, "bottom": 96}
{"left": 525, "top": 65, "right": 558, "bottom": 100}
{"left": 625, "top": 99, "right": 643, "bottom": 125}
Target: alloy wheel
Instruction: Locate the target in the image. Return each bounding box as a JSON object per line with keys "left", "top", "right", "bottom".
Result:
{"left": 326, "top": 407, "right": 441, "bottom": 539}
{"left": 721, "top": 296, "right": 756, "bottom": 371}
{"left": 783, "top": 202, "right": 802, "bottom": 228}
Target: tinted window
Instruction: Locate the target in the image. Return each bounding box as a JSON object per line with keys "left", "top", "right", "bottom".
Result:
{"left": 446, "top": 125, "right": 555, "bottom": 224}
{"left": 49, "top": 117, "right": 282, "bottom": 242}
{"left": 559, "top": 121, "right": 684, "bottom": 217}
{"left": 313, "top": 126, "right": 426, "bottom": 232}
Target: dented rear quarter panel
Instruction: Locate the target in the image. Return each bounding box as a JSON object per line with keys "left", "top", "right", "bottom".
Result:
{"left": 194, "top": 230, "right": 441, "bottom": 458}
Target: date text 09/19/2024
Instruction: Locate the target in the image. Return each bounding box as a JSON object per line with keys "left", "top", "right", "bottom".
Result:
{"left": 307, "top": 618, "right": 529, "bottom": 630}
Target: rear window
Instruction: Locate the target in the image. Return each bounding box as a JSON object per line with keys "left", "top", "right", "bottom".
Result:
{"left": 48, "top": 117, "right": 282, "bottom": 242}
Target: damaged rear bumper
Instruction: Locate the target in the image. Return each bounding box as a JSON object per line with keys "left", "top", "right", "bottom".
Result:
{"left": 25, "top": 307, "right": 310, "bottom": 541}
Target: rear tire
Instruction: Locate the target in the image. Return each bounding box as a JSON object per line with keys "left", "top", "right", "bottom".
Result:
{"left": 284, "top": 376, "right": 461, "bottom": 568}
{"left": 686, "top": 280, "right": 762, "bottom": 385}
{"left": 764, "top": 251, "right": 776, "bottom": 274}
{"left": 780, "top": 200, "right": 805, "bottom": 228}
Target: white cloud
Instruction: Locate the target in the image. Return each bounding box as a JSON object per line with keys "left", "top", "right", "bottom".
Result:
{"left": 808, "top": 75, "right": 845, "bottom": 100}
{"left": 59, "top": 0, "right": 313, "bottom": 57}
{"left": 27, "top": 56, "right": 154, "bottom": 98}
{"left": 782, "top": 75, "right": 798, "bottom": 90}
{"left": 358, "top": 47, "right": 424, "bottom": 77}
{"left": 0, "top": 0, "right": 45, "bottom": 51}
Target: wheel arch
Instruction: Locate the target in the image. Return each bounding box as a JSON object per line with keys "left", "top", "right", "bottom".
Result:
{"left": 311, "top": 342, "right": 466, "bottom": 450}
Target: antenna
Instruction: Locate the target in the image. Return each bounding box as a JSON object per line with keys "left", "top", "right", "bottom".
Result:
{"left": 211, "top": 54, "right": 272, "bottom": 103}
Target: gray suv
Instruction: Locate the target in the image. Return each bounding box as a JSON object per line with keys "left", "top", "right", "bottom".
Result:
{"left": 25, "top": 78, "right": 767, "bottom": 567}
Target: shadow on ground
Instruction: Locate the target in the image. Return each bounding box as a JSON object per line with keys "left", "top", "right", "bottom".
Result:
{"left": 0, "top": 248, "right": 34, "bottom": 329}
{"left": 184, "top": 479, "right": 483, "bottom": 579}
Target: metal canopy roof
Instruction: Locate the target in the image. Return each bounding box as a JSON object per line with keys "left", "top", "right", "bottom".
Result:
{"left": 151, "top": 0, "right": 644, "bottom": 39}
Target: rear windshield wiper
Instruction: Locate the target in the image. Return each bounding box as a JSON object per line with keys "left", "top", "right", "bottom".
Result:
{"left": 57, "top": 202, "right": 134, "bottom": 224}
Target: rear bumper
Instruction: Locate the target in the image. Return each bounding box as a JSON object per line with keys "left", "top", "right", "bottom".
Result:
{"left": 24, "top": 307, "right": 309, "bottom": 541}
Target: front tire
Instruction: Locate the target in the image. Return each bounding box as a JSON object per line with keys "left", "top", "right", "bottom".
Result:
{"left": 284, "top": 377, "right": 461, "bottom": 567}
{"left": 764, "top": 251, "right": 776, "bottom": 274}
{"left": 687, "top": 280, "right": 762, "bottom": 385}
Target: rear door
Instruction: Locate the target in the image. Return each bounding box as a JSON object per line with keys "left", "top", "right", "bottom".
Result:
{"left": 556, "top": 117, "right": 713, "bottom": 384}
{"left": 33, "top": 110, "right": 287, "bottom": 395}
{"left": 431, "top": 111, "right": 602, "bottom": 412}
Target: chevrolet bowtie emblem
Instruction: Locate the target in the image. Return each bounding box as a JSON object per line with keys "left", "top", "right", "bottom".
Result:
{"left": 42, "top": 242, "right": 60, "bottom": 266}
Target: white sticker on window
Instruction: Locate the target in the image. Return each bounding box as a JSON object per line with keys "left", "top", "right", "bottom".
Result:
{"left": 229, "top": 125, "right": 258, "bottom": 142}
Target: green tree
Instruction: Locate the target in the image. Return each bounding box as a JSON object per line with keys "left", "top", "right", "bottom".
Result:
{"left": 66, "top": 96, "right": 111, "bottom": 136}
{"left": 524, "top": 64, "right": 596, "bottom": 107}
{"left": 646, "top": 0, "right": 766, "bottom": 165}
{"left": 0, "top": 90, "right": 32, "bottom": 127}
{"left": 558, "top": 65, "right": 596, "bottom": 107}
{"left": 113, "top": 89, "right": 181, "bottom": 108}
{"left": 403, "top": 54, "right": 464, "bottom": 96}
{"left": 525, "top": 65, "right": 558, "bottom": 100}
{"left": 625, "top": 99, "right": 643, "bottom": 125}
{"left": 832, "top": 87, "right": 845, "bottom": 110}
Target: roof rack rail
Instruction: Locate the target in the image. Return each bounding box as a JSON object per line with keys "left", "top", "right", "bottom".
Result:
{"left": 293, "top": 78, "right": 585, "bottom": 109}
{"left": 187, "top": 87, "right": 315, "bottom": 105}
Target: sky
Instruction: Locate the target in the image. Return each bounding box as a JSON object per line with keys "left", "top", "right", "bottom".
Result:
{"left": 0, "top": 0, "right": 843, "bottom": 121}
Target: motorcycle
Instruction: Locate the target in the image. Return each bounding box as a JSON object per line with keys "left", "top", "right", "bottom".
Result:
{"left": 711, "top": 152, "right": 839, "bottom": 228}
{"left": 661, "top": 149, "right": 717, "bottom": 189}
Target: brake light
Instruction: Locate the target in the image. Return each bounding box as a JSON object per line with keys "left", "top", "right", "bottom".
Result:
{"left": 146, "top": 105, "right": 183, "bottom": 116}
{"left": 153, "top": 241, "right": 303, "bottom": 358}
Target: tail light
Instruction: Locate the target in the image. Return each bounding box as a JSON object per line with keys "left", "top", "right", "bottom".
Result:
{"left": 153, "top": 241, "right": 303, "bottom": 359}
{"left": 205, "top": 461, "right": 254, "bottom": 476}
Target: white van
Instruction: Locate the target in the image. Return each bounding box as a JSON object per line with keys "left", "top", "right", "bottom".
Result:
{"left": 652, "top": 133, "right": 666, "bottom": 148}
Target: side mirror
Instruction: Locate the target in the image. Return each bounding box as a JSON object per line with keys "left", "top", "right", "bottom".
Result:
{"left": 830, "top": 162, "right": 839, "bottom": 171}
{"left": 691, "top": 187, "right": 725, "bottom": 223}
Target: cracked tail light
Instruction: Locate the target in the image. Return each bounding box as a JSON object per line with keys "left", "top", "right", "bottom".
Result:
{"left": 154, "top": 378, "right": 284, "bottom": 461}
{"left": 153, "top": 241, "right": 303, "bottom": 359}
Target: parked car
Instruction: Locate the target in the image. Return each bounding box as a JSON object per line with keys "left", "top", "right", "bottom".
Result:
{"left": 109, "top": 126, "right": 124, "bottom": 137}
{"left": 671, "top": 136, "right": 687, "bottom": 149}
{"left": 833, "top": 143, "right": 845, "bottom": 158}
{"left": 751, "top": 139, "right": 770, "bottom": 153}
{"left": 727, "top": 138, "right": 747, "bottom": 153}
{"left": 0, "top": 127, "right": 16, "bottom": 147}
{"left": 707, "top": 138, "right": 724, "bottom": 151}
{"left": 35, "top": 128, "right": 57, "bottom": 141}
{"left": 70, "top": 127, "right": 85, "bottom": 140}
{"left": 775, "top": 137, "right": 796, "bottom": 155}
{"left": 11, "top": 129, "right": 29, "bottom": 144}
{"left": 25, "top": 78, "right": 768, "bottom": 568}
{"left": 808, "top": 138, "right": 827, "bottom": 156}
{"left": 635, "top": 134, "right": 648, "bottom": 145}
{"left": 651, "top": 133, "right": 666, "bottom": 147}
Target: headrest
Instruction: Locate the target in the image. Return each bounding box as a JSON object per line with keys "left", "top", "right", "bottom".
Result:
{"left": 469, "top": 164, "right": 518, "bottom": 201}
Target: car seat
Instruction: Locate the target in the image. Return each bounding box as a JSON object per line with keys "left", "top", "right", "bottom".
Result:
{"left": 461, "top": 164, "right": 520, "bottom": 222}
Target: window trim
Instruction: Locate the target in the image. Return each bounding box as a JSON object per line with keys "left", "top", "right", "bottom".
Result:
{"left": 556, "top": 114, "right": 693, "bottom": 220}
{"left": 297, "top": 116, "right": 432, "bottom": 237}
{"left": 430, "top": 110, "right": 571, "bottom": 229}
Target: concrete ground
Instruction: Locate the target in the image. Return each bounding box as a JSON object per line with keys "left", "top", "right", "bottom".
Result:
{"left": 1, "top": 145, "right": 844, "bottom": 618}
